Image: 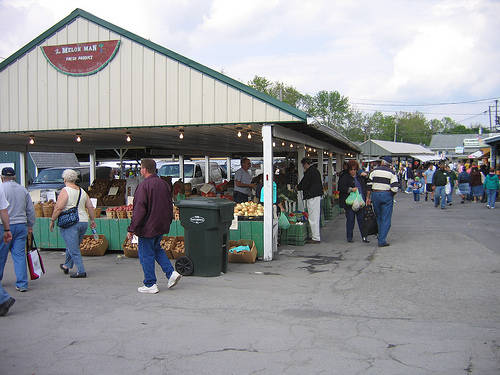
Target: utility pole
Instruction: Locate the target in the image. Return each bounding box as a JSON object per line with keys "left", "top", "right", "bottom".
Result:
{"left": 394, "top": 123, "right": 397, "bottom": 142}
{"left": 496, "top": 100, "right": 499, "bottom": 130}
{"left": 489, "top": 106, "right": 492, "bottom": 131}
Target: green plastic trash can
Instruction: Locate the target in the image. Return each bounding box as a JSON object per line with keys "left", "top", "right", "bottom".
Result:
{"left": 175, "top": 198, "right": 235, "bottom": 277}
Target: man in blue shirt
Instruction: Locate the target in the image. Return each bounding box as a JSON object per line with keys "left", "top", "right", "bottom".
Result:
{"left": 423, "top": 163, "right": 436, "bottom": 202}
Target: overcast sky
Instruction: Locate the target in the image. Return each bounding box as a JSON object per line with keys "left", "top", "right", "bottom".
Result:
{"left": 1, "top": 0, "right": 499, "bottom": 129}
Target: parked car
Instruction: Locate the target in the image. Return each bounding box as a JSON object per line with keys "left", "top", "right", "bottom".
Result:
{"left": 157, "top": 161, "right": 224, "bottom": 192}
{"left": 28, "top": 166, "right": 112, "bottom": 201}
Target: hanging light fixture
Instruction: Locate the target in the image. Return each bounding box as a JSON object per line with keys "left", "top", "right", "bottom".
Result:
{"left": 125, "top": 132, "right": 132, "bottom": 142}
{"left": 75, "top": 133, "right": 82, "bottom": 143}
{"left": 179, "top": 129, "right": 184, "bottom": 139}
{"left": 281, "top": 141, "right": 285, "bottom": 147}
{"left": 289, "top": 143, "right": 294, "bottom": 148}
{"left": 237, "top": 127, "right": 242, "bottom": 137}
{"left": 28, "top": 135, "right": 35, "bottom": 145}
{"left": 272, "top": 142, "right": 276, "bottom": 147}
{"left": 247, "top": 131, "right": 252, "bottom": 139}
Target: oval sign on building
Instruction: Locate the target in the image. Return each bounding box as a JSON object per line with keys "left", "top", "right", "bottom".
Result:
{"left": 190, "top": 216, "right": 206, "bottom": 224}
{"left": 41, "top": 40, "right": 120, "bottom": 76}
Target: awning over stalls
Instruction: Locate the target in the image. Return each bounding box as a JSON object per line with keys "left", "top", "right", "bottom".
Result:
{"left": 410, "top": 154, "right": 439, "bottom": 163}
{"left": 467, "top": 150, "right": 483, "bottom": 159}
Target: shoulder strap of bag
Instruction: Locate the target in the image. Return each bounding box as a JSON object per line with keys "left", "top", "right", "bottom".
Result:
{"left": 74, "top": 188, "right": 82, "bottom": 208}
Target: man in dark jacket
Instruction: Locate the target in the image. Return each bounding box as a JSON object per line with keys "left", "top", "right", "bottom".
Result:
{"left": 297, "top": 158, "right": 323, "bottom": 244}
{"left": 432, "top": 162, "right": 449, "bottom": 209}
{"left": 128, "top": 159, "right": 181, "bottom": 293}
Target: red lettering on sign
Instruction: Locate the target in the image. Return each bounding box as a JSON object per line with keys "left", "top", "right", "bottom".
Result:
{"left": 41, "top": 40, "right": 120, "bottom": 76}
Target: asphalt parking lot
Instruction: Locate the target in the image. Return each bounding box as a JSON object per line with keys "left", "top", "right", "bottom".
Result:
{"left": 0, "top": 192, "right": 499, "bottom": 375}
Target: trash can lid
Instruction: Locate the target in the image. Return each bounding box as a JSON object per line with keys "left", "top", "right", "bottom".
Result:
{"left": 175, "top": 197, "right": 236, "bottom": 210}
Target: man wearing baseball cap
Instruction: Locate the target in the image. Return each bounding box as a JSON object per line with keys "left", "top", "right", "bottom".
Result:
{"left": 0, "top": 167, "right": 36, "bottom": 293}
{"left": 366, "top": 156, "right": 399, "bottom": 247}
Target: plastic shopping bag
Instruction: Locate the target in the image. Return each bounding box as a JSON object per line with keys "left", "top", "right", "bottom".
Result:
{"left": 345, "top": 191, "right": 357, "bottom": 205}
{"left": 351, "top": 191, "right": 365, "bottom": 212}
{"left": 278, "top": 212, "right": 291, "bottom": 230}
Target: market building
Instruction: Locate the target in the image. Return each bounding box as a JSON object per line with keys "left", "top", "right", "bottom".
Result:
{"left": 0, "top": 8, "right": 360, "bottom": 261}
{"left": 428, "top": 133, "right": 500, "bottom": 161}
{"left": 359, "top": 139, "right": 436, "bottom": 165}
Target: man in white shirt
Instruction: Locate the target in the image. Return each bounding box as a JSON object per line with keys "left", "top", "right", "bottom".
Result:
{"left": 233, "top": 158, "right": 255, "bottom": 203}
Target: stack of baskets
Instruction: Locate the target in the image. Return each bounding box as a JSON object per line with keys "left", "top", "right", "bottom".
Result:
{"left": 42, "top": 201, "right": 55, "bottom": 218}
{"left": 280, "top": 223, "right": 307, "bottom": 246}
{"left": 34, "top": 203, "right": 43, "bottom": 217}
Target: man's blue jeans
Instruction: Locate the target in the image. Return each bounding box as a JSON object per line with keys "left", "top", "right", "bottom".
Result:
{"left": 434, "top": 186, "right": 446, "bottom": 208}
{"left": 0, "top": 224, "right": 29, "bottom": 289}
{"left": 371, "top": 191, "right": 394, "bottom": 246}
{"left": 138, "top": 235, "right": 175, "bottom": 287}
{"left": 59, "top": 222, "right": 88, "bottom": 273}
{"left": 486, "top": 189, "right": 497, "bottom": 208}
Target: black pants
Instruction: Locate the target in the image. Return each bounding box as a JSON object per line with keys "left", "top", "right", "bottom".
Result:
{"left": 233, "top": 191, "right": 249, "bottom": 203}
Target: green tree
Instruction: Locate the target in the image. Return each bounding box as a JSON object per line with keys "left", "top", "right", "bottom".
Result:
{"left": 301, "top": 90, "right": 350, "bottom": 131}
{"left": 394, "top": 112, "right": 432, "bottom": 144}
{"left": 247, "top": 75, "right": 303, "bottom": 108}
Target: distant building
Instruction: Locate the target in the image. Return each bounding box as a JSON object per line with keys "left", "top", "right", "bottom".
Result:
{"left": 429, "top": 133, "right": 499, "bottom": 160}
{"left": 359, "top": 139, "right": 436, "bottom": 163}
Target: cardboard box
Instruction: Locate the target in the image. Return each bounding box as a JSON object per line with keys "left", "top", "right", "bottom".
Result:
{"left": 228, "top": 239, "right": 257, "bottom": 263}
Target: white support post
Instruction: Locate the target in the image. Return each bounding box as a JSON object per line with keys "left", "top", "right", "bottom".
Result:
{"left": 19, "top": 152, "right": 27, "bottom": 187}
{"left": 262, "top": 125, "right": 273, "bottom": 261}
{"left": 328, "top": 153, "right": 333, "bottom": 196}
{"left": 89, "top": 151, "right": 96, "bottom": 184}
{"left": 318, "top": 149, "right": 324, "bottom": 185}
{"left": 204, "top": 156, "right": 210, "bottom": 183}
{"left": 226, "top": 157, "right": 231, "bottom": 180}
{"left": 297, "top": 146, "right": 306, "bottom": 211}
{"left": 179, "top": 155, "right": 184, "bottom": 183}
{"left": 336, "top": 153, "right": 344, "bottom": 175}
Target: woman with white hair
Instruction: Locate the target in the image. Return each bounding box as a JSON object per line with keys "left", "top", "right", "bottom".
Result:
{"left": 49, "top": 169, "right": 96, "bottom": 278}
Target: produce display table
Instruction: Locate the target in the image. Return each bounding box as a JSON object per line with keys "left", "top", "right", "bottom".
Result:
{"left": 33, "top": 217, "right": 264, "bottom": 257}
{"left": 33, "top": 218, "right": 184, "bottom": 251}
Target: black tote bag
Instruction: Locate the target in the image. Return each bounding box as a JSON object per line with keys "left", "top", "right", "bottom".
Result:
{"left": 360, "top": 205, "right": 378, "bottom": 237}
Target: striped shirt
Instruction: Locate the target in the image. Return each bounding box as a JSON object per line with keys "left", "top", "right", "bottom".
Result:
{"left": 367, "top": 166, "right": 399, "bottom": 193}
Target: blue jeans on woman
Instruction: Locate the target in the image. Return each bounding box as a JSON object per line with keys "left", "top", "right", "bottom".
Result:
{"left": 345, "top": 206, "right": 364, "bottom": 241}
{"left": 0, "top": 224, "right": 29, "bottom": 290}
{"left": 138, "top": 234, "right": 175, "bottom": 287}
{"left": 371, "top": 191, "right": 394, "bottom": 246}
{"left": 59, "top": 222, "right": 88, "bottom": 274}
{"left": 486, "top": 189, "right": 497, "bottom": 208}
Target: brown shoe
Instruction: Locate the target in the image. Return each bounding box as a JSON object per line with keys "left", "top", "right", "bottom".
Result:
{"left": 306, "top": 240, "right": 321, "bottom": 244}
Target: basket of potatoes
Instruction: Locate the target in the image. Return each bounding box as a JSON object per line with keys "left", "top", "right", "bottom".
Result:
{"left": 80, "top": 235, "right": 108, "bottom": 256}
{"left": 122, "top": 236, "right": 138, "bottom": 258}
{"left": 171, "top": 236, "right": 185, "bottom": 259}
{"left": 161, "top": 236, "right": 177, "bottom": 259}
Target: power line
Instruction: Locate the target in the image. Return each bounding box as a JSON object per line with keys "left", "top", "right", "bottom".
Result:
{"left": 352, "top": 107, "right": 490, "bottom": 116}
{"left": 351, "top": 96, "right": 500, "bottom": 107}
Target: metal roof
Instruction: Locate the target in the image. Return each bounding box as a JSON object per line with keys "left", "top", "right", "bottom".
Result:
{"left": 0, "top": 8, "right": 306, "bottom": 122}
{"left": 29, "top": 152, "right": 79, "bottom": 168}
{"left": 359, "top": 139, "right": 433, "bottom": 156}
{"left": 0, "top": 8, "right": 359, "bottom": 158}
{"left": 429, "top": 133, "right": 500, "bottom": 149}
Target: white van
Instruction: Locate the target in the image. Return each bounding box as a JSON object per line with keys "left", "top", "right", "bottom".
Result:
{"left": 157, "top": 161, "right": 224, "bottom": 192}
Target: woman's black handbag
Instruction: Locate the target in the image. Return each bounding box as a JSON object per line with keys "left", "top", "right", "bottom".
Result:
{"left": 360, "top": 205, "right": 378, "bottom": 237}
{"left": 57, "top": 189, "right": 81, "bottom": 228}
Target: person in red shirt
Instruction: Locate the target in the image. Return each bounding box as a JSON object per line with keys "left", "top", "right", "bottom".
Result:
{"left": 127, "top": 159, "right": 181, "bottom": 294}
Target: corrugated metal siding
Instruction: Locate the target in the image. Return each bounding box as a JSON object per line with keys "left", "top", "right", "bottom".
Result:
{"left": 0, "top": 17, "right": 302, "bottom": 133}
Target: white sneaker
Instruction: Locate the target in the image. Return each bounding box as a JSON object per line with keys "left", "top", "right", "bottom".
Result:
{"left": 138, "top": 284, "right": 159, "bottom": 294}
{"left": 168, "top": 271, "right": 182, "bottom": 289}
